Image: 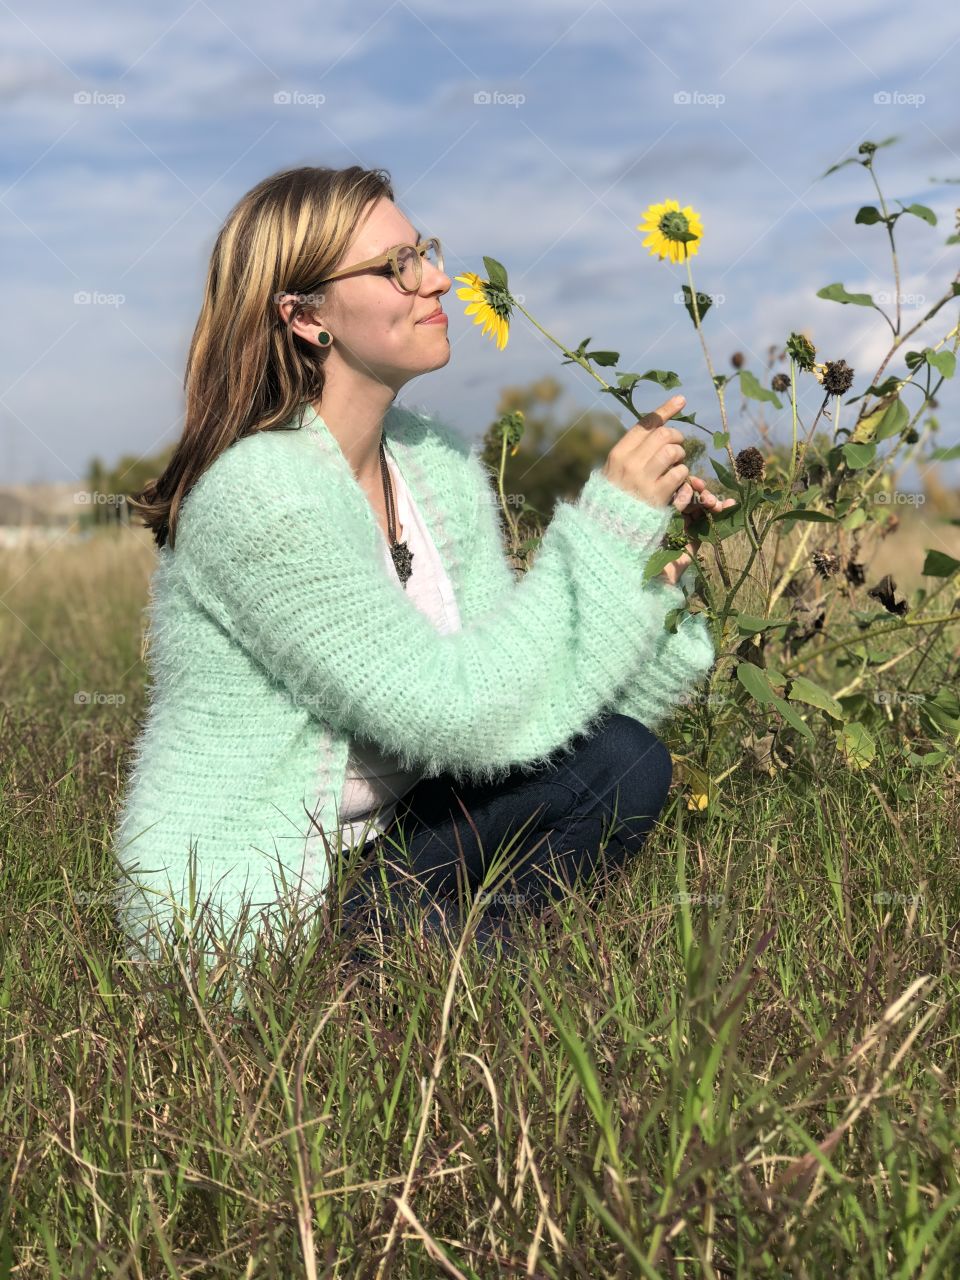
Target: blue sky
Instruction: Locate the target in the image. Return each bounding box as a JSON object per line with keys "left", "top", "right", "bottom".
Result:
{"left": 2, "top": 0, "right": 959, "bottom": 489}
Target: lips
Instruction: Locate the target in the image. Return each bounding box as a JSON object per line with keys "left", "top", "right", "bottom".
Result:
{"left": 417, "top": 308, "right": 447, "bottom": 323}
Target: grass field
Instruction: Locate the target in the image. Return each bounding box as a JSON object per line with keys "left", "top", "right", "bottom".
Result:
{"left": 1, "top": 505, "right": 959, "bottom": 1278}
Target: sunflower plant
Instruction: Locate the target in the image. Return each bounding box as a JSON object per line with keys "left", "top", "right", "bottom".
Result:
{"left": 457, "top": 137, "right": 960, "bottom": 801}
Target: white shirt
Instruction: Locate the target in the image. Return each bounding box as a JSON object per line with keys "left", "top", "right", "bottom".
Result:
{"left": 335, "top": 447, "right": 463, "bottom": 848}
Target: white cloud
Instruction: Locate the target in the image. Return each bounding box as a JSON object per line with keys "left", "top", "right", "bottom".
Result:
{"left": 2, "top": 0, "right": 959, "bottom": 482}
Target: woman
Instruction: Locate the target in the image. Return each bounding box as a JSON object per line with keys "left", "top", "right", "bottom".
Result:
{"left": 114, "top": 163, "right": 725, "bottom": 965}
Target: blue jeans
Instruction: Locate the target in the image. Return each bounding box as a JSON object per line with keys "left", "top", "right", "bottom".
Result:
{"left": 338, "top": 713, "right": 673, "bottom": 956}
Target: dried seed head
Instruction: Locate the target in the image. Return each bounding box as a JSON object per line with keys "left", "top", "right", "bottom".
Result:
{"left": 812, "top": 551, "right": 841, "bottom": 578}
{"left": 771, "top": 372, "right": 790, "bottom": 392}
{"left": 731, "top": 351, "right": 745, "bottom": 368}
{"left": 786, "top": 332, "right": 817, "bottom": 372}
{"left": 734, "top": 446, "right": 766, "bottom": 482}
{"left": 822, "top": 359, "right": 855, "bottom": 396}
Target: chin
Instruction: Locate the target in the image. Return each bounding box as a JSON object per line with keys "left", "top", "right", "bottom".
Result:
{"left": 424, "top": 344, "right": 452, "bottom": 372}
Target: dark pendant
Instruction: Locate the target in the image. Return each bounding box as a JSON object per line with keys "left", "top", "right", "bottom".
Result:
{"left": 391, "top": 540, "right": 414, "bottom": 585}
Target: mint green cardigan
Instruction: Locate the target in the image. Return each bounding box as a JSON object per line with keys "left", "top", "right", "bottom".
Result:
{"left": 113, "top": 401, "right": 716, "bottom": 961}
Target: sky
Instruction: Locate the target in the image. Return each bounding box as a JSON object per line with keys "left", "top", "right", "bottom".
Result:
{"left": 2, "top": 0, "right": 959, "bottom": 491}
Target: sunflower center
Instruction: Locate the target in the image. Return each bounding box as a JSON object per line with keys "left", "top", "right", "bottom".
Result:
{"left": 659, "top": 210, "right": 691, "bottom": 242}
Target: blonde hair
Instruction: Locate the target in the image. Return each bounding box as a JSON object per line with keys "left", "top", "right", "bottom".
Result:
{"left": 129, "top": 164, "right": 395, "bottom": 549}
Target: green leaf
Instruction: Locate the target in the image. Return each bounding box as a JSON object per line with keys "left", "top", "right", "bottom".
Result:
{"left": 771, "top": 694, "right": 815, "bottom": 742}
{"left": 902, "top": 202, "right": 937, "bottom": 226}
{"left": 838, "top": 692, "right": 870, "bottom": 718}
{"left": 736, "top": 662, "right": 778, "bottom": 705}
{"left": 842, "top": 507, "right": 868, "bottom": 532}
{"left": 875, "top": 397, "right": 910, "bottom": 441}
{"left": 640, "top": 368, "right": 682, "bottom": 389}
{"left": 770, "top": 508, "right": 839, "bottom": 524}
{"left": 663, "top": 605, "right": 683, "bottom": 635}
{"left": 586, "top": 349, "right": 620, "bottom": 367}
{"left": 905, "top": 749, "right": 949, "bottom": 768}
{"left": 642, "top": 547, "right": 686, "bottom": 582}
{"left": 849, "top": 375, "right": 902, "bottom": 402}
{"left": 680, "top": 283, "right": 713, "bottom": 326}
{"left": 852, "top": 396, "right": 908, "bottom": 443}
{"left": 709, "top": 501, "right": 743, "bottom": 540}
{"left": 825, "top": 445, "right": 846, "bottom": 474}
{"left": 817, "top": 282, "right": 875, "bottom": 307}
{"left": 836, "top": 722, "right": 876, "bottom": 769}
{"left": 931, "top": 444, "right": 960, "bottom": 461}
{"left": 854, "top": 205, "right": 884, "bottom": 225}
{"left": 921, "top": 549, "right": 960, "bottom": 577}
{"left": 737, "top": 369, "right": 783, "bottom": 408}
{"left": 841, "top": 441, "right": 877, "bottom": 470}
{"left": 786, "top": 675, "right": 844, "bottom": 720}
{"left": 482, "top": 256, "right": 509, "bottom": 290}
{"left": 920, "top": 688, "right": 960, "bottom": 737}
{"left": 736, "top": 615, "right": 789, "bottom": 636}
{"left": 712, "top": 431, "right": 730, "bottom": 449}
{"left": 904, "top": 349, "right": 926, "bottom": 371}
{"left": 823, "top": 157, "right": 862, "bottom": 176}
{"left": 710, "top": 456, "right": 736, "bottom": 489}
{"left": 617, "top": 369, "right": 682, "bottom": 391}
{"left": 926, "top": 349, "right": 956, "bottom": 379}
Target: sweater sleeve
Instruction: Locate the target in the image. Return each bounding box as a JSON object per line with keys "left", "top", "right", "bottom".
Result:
{"left": 459, "top": 457, "right": 718, "bottom": 734}
{"left": 172, "top": 439, "right": 683, "bottom": 786}
{"left": 606, "top": 571, "right": 717, "bottom": 731}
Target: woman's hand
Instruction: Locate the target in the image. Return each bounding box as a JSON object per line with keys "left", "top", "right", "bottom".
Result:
{"left": 657, "top": 475, "right": 737, "bottom": 587}
{"left": 599, "top": 395, "right": 692, "bottom": 508}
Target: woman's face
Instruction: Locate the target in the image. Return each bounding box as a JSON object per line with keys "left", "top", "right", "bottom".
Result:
{"left": 311, "top": 196, "right": 452, "bottom": 393}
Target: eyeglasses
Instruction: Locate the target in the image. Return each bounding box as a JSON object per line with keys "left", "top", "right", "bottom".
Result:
{"left": 308, "top": 237, "right": 444, "bottom": 295}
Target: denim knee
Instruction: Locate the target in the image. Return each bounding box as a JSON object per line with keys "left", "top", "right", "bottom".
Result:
{"left": 562, "top": 713, "right": 673, "bottom": 824}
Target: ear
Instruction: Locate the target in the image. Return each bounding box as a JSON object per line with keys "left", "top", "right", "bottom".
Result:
{"left": 276, "top": 292, "right": 323, "bottom": 341}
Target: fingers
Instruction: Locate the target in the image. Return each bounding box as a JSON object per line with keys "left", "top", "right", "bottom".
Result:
{"left": 660, "top": 551, "right": 692, "bottom": 585}
{"left": 623, "top": 396, "right": 687, "bottom": 451}
{"left": 678, "top": 477, "right": 737, "bottom": 514}
{"left": 671, "top": 481, "right": 694, "bottom": 510}
{"left": 637, "top": 394, "right": 686, "bottom": 430}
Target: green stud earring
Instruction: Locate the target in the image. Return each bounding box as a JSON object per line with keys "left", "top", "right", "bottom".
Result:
{"left": 317, "top": 330, "right": 331, "bottom": 347}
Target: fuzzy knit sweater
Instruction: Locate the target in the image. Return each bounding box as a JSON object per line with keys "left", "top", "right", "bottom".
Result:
{"left": 113, "top": 400, "right": 716, "bottom": 961}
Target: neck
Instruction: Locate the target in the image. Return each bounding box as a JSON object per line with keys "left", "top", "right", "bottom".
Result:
{"left": 310, "top": 378, "right": 398, "bottom": 486}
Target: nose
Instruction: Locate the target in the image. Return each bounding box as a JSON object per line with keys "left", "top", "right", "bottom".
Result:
{"left": 422, "top": 258, "right": 451, "bottom": 296}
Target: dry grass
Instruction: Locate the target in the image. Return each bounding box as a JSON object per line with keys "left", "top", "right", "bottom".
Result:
{"left": 1, "top": 509, "right": 959, "bottom": 1277}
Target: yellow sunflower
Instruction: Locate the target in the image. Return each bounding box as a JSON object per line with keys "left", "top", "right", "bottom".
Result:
{"left": 455, "top": 271, "right": 511, "bottom": 350}
{"left": 636, "top": 199, "right": 704, "bottom": 264}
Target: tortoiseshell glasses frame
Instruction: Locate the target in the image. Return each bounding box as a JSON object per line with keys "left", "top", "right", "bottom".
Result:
{"left": 306, "top": 237, "right": 444, "bottom": 294}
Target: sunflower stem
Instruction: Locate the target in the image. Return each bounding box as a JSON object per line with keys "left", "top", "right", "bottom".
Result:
{"left": 684, "top": 255, "right": 734, "bottom": 476}
{"left": 866, "top": 156, "right": 902, "bottom": 336}
{"left": 681, "top": 252, "right": 738, "bottom": 604}
{"left": 510, "top": 299, "right": 623, "bottom": 394}
{"left": 496, "top": 431, "right": 521, "bottom": 559}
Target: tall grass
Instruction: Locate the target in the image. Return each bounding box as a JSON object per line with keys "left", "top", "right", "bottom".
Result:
{"left": 1, "top": 524, "right": 958, "bottom": 1277}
